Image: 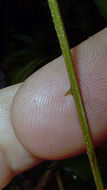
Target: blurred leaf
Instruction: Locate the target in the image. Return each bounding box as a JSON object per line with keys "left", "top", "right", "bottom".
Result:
{"left": 13, "top": 49, "right": 35, "bottom": 56}
{"left": 60, "top": 154, "right": 95, "bottom": 187}
{"left": 13, "top": 49, "right": 44, "bottom": 65}
{"left": 61, "top": 151, "right": 107, "bottom": 189}
{"left": 14, "top": 34, "right": 34, "bottom": 44}
{"left": 100, "top": 161, "right": 107, "bottom": 188}
{"left": 11, "top": 57, "right": 47, "bottom": 84}
{"left": 94, "top": 0, "right": 107, "bottom": 22}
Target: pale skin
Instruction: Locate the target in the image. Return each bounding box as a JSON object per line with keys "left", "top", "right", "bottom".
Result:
{"left": 0, "top": 28, "right": 107, "bottom": 189}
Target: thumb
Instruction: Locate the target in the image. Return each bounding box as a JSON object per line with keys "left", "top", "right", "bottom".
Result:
{"left": 11, "top": 28, "right": 107, "bottom": 160}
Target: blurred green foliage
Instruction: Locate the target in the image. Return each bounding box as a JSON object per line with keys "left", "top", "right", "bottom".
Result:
{"left": 60, "top": 149, "right": 107, "bottom": 189}
{"left": 94, "top": 0, "right": 107, "bottom": 22}
{"left": 4, "top": 146, "right": 107, "bottom": 190}
{"left": 1, "top": 0, "right": 107, "bottom": 190}
{"left": 0, "top": 0, "right": 106, "bottom": 87}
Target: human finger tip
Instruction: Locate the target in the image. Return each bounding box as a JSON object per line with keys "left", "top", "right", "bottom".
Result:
{"left": 11, "top": 28, "right": 107, "bottom": 160}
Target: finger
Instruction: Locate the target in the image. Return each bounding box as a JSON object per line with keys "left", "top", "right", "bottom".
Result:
{"left": 0, "top": 84, "right": 42, "bottom": 189}
{"left": 11, "top": 28, "right": 107, "bottom": 160}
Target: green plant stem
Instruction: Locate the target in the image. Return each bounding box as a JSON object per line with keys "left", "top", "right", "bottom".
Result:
{"left": 55, "top": 170, "right": 64, "bottom": 190}
{"left": 47, "top": 0, "right": 104, "bottom": 189}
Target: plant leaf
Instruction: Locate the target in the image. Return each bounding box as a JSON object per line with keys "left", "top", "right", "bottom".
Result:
{"left": 60, "top": 154, "right": 95, "bottom": 187}
{"left": 11, "top": 57, "right": 47, "bottom": 84}
{"left": 94, "top": 0, "right": 107, "bottom": 22}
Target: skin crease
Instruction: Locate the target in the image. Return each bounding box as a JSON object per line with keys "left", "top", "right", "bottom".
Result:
{"left": 0, "top": 28, "right": 106, "bottom": 189}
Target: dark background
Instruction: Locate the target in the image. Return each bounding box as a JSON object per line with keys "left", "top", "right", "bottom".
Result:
{"left": 0, "top": 0, "right": 107, "bottom": 189}
{"left": 0, "top": 0, "right": 106, "bottom": 87}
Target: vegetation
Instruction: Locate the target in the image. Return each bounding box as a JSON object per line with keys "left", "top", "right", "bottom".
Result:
{"left": 0, "top": 0, "right": 106, "bottom": 189}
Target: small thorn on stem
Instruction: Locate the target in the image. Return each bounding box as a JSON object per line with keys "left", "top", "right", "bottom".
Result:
{"left": 65, "top": 88, "right": 72, "bottom": 96}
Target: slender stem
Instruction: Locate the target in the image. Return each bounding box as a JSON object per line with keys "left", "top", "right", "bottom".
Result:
{"left": 55, "top": 170, "right": 64, "bottom": 190}
{"left": 47, "top": 0, "right": 104, "bottom": 189}
{"left": 35, "top": 161, "right": 57, "bottom": 190}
